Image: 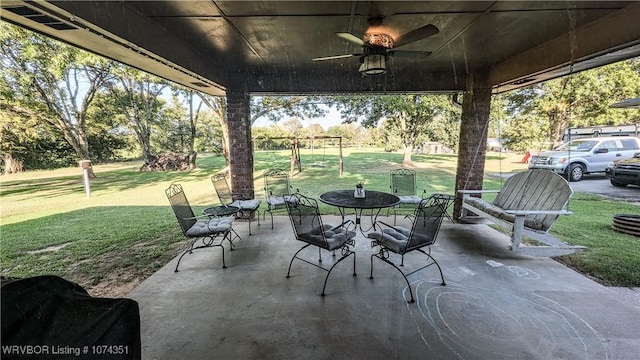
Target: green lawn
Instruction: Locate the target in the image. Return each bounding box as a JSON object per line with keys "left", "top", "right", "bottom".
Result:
{"left": 1, "top": 149, "right": 639, "bottom": 297}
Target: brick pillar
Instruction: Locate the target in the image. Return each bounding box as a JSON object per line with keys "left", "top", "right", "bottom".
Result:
{"left": 226, "top": 90, "right": 255, "bottom": 199}
{"left": 453, "top": 70, "right": 492, "bottom": 221}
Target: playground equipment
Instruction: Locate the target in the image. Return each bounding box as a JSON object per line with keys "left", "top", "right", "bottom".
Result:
{"left": 253, "top": 136, "right": 343, "bottom": 177}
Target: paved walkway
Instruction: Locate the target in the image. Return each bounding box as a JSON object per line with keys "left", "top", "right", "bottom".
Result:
{"left": 128, "top": 216, "right": 640, "bottom": 360}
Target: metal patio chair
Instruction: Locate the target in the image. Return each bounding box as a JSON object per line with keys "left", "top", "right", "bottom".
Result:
{"left": 165, "top": 183, "right": 237, "bottom": 271}
{"left": 389, "top": 168, "right": 426, "bottom": 224}
{"left": 211, "top": 173, "right": 261, "bottom": 235}
{"left": 367, "top": 193, "right": 452, "bottom": 303}
{"left": 262, "top": 169, "right": 295, "bottom": 229}
{"left": 285, "top": 193, "right": 357, "bottom": 297}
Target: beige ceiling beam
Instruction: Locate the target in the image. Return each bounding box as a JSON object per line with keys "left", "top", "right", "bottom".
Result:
{"left": 2, "top": 1, "right": 226, "bottom": 95}
{"left": 490, "top": 2, "right": 640, "bottom": 92}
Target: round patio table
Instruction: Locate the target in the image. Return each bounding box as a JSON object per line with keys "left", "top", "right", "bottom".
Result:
{"left": 319, "top": 190, "right": 400, "bottom": 234}
{"left": 203, "top": 205, "right": 240, "bottom": 218}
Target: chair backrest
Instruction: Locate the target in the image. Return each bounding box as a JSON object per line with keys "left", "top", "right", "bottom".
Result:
{"left": 390, "top": 168, "right": 417, "bottom": 196}
{"left": 405, "top": 194, "right": 452, "bottom": 252}
{"left": 264, "top": 169, "right": 292, "bottom": 202}
{"left": 165, "top": 183, "right": 197, "bottom": 236}
{"left": 493, "top": 169, "right": 573, "bottom": 231}
{"left": 285, "top": 193, "right": 328, "bottom": 249}
{"left": 211, "top": 173, "right": 234, "bottom": 205}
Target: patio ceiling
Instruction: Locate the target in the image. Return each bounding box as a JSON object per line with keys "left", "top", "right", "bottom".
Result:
{"left": 2, "top": 1, "right": 640, "bottom": 96}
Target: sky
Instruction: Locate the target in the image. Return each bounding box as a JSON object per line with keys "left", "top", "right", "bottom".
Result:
{"left": 252, "top": 107, "right": 345, "bottom": 130}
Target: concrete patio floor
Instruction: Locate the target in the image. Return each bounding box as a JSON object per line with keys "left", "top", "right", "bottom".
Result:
{"left": 128, "top": 215, "right": 639, "bottom": 360}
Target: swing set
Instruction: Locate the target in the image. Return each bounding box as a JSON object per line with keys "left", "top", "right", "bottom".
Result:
{"left": 253, "top": 136, "right": 343, "bottom": 177}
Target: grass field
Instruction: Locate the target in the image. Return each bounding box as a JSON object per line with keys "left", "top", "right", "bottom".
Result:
{"left": 2, "top": 148, "right": 639, "bottom": 297}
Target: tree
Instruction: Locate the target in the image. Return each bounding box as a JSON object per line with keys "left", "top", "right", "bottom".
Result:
{"left": 334, "top": 95, "right": 459, "bottom": 164}
{"left": 165, "top": 88, "right": 203, "bottom": 167}
{"left": 502, "top": 59, "right": 640, "bottom": 149}
{"left": 0, "top": 23, "right": 113, "bottom": 173}
{"left": 250, "top": 96, "right": 331, "bottom": 124}
{"left": 197, "top": 94, "right": 229, "bottom": 162}
{"left": 108, "top": 66, "right": 168, "bottom": 163}
{"left": 252, "top": 125, "right": 292, "bottom": 151}
{"left": 194, "top": 109, "right": 224, "bottom": 155}
{"left": 281, "top": 118, "right": 303, "bottom": 136}
{"left": 326, "top": 124, "right": 361, "bottom": 146}
{"left": 302, "top": 123, "right": 326, "bottom": 139}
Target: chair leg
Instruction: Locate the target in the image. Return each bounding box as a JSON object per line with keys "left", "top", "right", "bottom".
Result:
{"left": 352, "top": 250, "right": 357, "bottom": 276}
{"left": 175, "top": 237, "right": 227, "bottom": 272}
{"left": 369, "top": 253, "right": 376, "bottom": 279}
{"left": 321, "top": 248, "right": 355, "bottom": 297}
{"left": 220, "top": 244, "right": 227, "bottom": 269}
{"left": 246, "top": 209, "right": 260, "bottom": 235}
{"left": 224, "top": 229, "right": 240, "bottom": 250}
{"left": 174, "top": 239, "right": 198, "bottom": 272}
{"left": 287, "top": 243, "right": 311, "bottom": 278}
{"left": 370, "top": 251, "right": 416, "bottom": 303}
{"left": 416, "top": 249, "right": 446, "bottom": 286}
{"left": 369, "top": 248, "right": 416, "bottom": 304}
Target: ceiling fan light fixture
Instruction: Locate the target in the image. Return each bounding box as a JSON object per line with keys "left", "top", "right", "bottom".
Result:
{"left": 363, "top": 33, "right": 394, "bottom": 48}
{"left": 359, "top": 54, "right": 386, "bottom": 76}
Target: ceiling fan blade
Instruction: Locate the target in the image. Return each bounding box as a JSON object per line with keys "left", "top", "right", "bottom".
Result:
{"left": 335, "top": 32, "right": 367, "bottom": 47}
{"left": 394, "top": 24, "right": 439, "bottom": 49}
{"left": 390, "top": 49, "right": 433, "bottom": 59}
{"left": 312, "top": 54, "right": 360, "bottom": 61}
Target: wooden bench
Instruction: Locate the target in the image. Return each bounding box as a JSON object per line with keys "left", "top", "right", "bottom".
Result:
{"left": 459, "top": 169, "right": 586, "bottom": 257}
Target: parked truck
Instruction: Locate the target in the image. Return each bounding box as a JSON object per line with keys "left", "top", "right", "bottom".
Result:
{"left": 529, "top": 136, "right": 640, "bottom": 181}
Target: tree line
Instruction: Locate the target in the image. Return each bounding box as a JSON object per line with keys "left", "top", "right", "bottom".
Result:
{"left": 2, "top": 22, "right": 639, "bottom": 173}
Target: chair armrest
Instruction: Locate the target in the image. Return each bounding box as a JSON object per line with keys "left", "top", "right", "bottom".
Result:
{"left": 458, "top": 189, "right": 501, "bottom": 195}
{"left": 504, "top": 210, "right": 573, "bottom": 216}
{"left": 372, "top": 220, "right": 402, "bottom": 232}
{"left": 328, "top": 220, "right": 355, "bottom": 232}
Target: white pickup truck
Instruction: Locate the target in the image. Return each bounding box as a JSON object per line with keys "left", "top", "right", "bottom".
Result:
{"left": 528, "top": 136, "right": 640, "bottom": 181}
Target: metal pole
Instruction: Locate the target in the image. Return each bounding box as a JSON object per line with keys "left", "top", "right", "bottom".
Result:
{"left": 339, "top": 137, "right": 343, "bottom": 177}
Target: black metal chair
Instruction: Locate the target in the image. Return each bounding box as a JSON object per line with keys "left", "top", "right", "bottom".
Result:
{"left": 389, "top": 168, "right": 426, "bottom": 224}
{"left": 165, "top": 183, "right": 237, "bottom": 271}
{"left": 367, "top": 193, "right": 452, "bottom": 303}
{"left": 285, "top": 193, "right": 357, "bottom": 297}
{"left": 211, "top": 173, "right": 261, "bottom": 235}
{"left": 262, "top": 169, "right": 294, "bottom": 229}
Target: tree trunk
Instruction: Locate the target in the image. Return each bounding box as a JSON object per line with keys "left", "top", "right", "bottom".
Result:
{"left": 2, "top": 153, "right": 23, "bottom": 173}
{"left": 187, "top": 92, "right": 200, "bottom": 169}
{"left": 402, "top": 145, "right": 413, "bottom": 165}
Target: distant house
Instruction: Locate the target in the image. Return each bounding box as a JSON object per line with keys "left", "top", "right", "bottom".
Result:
{"left": 487, "top": 138, "right": 506, "bottom": 152}
{"left": 415, "top": 142, "right": 453, "bottom": 154}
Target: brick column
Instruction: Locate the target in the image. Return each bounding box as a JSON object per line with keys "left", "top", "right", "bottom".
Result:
{"left": 226, "top": 90, "right": 255, "bottom": 199}
{"left": 453, "top": 70, "right": 492, "bottom": 221}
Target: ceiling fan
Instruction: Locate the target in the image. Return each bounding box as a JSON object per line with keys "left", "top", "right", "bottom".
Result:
{"left": 313, "top": 16, "right": 439, "bottom": 76}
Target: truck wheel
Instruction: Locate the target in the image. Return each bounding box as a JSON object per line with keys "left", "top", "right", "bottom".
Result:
{"left": 610, "top": 179, "right": 628, "bottom": 187}
{"left": 566, "top": 164, "right": 585, "bottom": 182}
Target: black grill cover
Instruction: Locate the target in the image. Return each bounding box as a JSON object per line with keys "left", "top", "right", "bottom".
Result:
{"left": 1, "top": 275, "right": 141, "bottom": 359}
